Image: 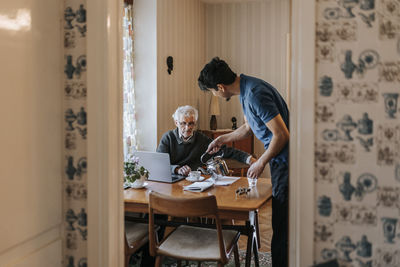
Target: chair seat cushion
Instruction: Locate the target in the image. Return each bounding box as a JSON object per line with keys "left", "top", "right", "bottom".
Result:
{"left": 158, "top": 225, "right": 239, "bottom": 261}
{"left": 125, "top": 221, "right": 149, "bottom": 247}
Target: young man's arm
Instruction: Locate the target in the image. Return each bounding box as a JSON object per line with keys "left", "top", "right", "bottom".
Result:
{"left": 206, "top": 117, "right": 253, "bottom": 154}
{"left": 247, "top": 114, "right": 289, "bottom": 178}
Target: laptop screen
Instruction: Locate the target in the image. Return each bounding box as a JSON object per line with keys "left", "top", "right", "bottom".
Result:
{"left": 132, "top": 151, "right": 184, "bottom": 183}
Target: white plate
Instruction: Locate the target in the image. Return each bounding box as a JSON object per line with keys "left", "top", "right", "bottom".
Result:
{"left": 131, "top": 182, "right": 148, "bottom": 189}
{"left": 186, "top": 176, "right": 205, "bottom": 182}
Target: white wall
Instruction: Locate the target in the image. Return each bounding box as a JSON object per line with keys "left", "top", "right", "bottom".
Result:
{"left": 157, "top": 0, "right": 207, "bottom": 141}
{"left": 0, "top": 0, "right": 62, "bottom": 266}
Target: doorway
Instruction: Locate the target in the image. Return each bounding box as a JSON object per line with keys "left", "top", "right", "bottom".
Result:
{"left": 86, "top": 0, "right": 316, "bottom": 266}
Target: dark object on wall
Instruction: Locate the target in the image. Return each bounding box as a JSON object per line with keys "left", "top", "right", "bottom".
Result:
{"left": 313, "top": 259, "right": 339, "bottom": 267}
{"left": 167, "top": 56, "right": 173, "bottom": 75}
{"left": 231, "top": 117, "right": 237, "bottom": 130}
{"left": 209, "top": 95, "right": 220, "bottom": 130}
{"left": 210, "top": 115, "right": 217, "bottom": 130}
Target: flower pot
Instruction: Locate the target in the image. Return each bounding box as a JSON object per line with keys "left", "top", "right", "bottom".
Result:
{"left": 130, "top": 175, "right": 146, "bottom": 189}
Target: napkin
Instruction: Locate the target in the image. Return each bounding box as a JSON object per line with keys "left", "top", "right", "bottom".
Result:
{"left": 183, "top": 180, "right": 214, "bottom": 192}
{"left": 214, "top": 176, "right": 240, "bottom": 186}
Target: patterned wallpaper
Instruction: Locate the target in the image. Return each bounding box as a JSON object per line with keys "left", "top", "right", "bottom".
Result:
{"left": 314, "top": 0, "right": 400, "bottom": 266}
{"left": 63, "top": 0, "right": 88, "bottom": 266}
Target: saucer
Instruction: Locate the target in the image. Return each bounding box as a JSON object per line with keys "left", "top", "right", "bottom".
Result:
{"left": 131, "top": 182, "right": 148, "bottom": 189}
{"left": 186, "top": 176, "right": 205, "bottom": 182}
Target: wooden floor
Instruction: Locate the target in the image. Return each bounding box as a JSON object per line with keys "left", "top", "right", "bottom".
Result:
{"left": 237, "top": 200, "right": 272, "bottom": 253}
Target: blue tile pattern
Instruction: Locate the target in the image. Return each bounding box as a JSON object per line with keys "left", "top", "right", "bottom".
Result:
{"left": 315, "top": 0, "right": 400, "bottom": 264}
{"left": 63, "top": 0, "right": 87, "bottom": 264}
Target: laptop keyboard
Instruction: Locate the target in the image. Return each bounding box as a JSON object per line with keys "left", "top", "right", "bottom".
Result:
{"left": 171, "top": 174, "right": 186, "bottom": 181}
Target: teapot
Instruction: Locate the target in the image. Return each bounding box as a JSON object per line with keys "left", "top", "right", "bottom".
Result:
{"left": 197, "top": 151, "right": 229, "bottom": 180}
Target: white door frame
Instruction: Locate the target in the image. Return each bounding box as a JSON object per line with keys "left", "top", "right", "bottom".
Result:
{"left": 289, "top": 0, "right": 316, "bottom": 265}
{"left": 86, "top": 0, "right": 316, "bottom": 265}
{"left": 87, "top": 0, "right": 124, "bottom": 266}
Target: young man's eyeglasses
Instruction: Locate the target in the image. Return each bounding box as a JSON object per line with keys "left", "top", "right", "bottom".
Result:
{"left": 179, "top": 121, "right": 196, "bottom": 127}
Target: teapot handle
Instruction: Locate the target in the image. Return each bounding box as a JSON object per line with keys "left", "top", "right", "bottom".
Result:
{"left": 200, "top": 150, "right": 224, "bottom": 164}
{"left": 200, "top": 152, "right": 210, "bottom": 164}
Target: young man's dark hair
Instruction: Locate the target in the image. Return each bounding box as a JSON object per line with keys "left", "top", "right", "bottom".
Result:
{"left": 198, "top": 57, "right": 237, "bottom": 91}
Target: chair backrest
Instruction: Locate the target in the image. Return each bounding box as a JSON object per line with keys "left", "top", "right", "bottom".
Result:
{"left": 148, "top": 191, "right": 229, "bottom": 263}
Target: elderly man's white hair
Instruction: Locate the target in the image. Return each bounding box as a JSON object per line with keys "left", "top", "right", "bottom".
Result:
{"left": 172, "top": 105, "right": 198, "bottom": 121}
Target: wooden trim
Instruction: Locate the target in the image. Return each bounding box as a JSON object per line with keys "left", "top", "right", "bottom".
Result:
{"left": 289, "top": 0, "right": 316, "bottom": 265}
{"left": 87, "top": 0, "right": 124, "bottom": 266}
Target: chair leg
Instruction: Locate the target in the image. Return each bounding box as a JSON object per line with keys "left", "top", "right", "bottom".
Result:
{"left": 253, "top": 235, "right": 260, "bottom": 267}
{"left": 155, "top": 256, "right": 163, "bottom": 267}
{"left": 177, "top": 260, "right": 182, "bottom": 267}
{"left": 245, "top": 230, "right": 254, "bottom": 267}
{"left": 217, "top": 262, "right": 223, "bottom": 267}
{"left": 233, "top": 243, "right": 240, "bottom": 267}
{"left": 197, "top": 261, "right": 202, "bottom": 267}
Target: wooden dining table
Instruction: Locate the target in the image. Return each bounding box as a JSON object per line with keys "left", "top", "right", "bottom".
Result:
{"left": 124, "top": 177, "right": 272, "bottom": 267}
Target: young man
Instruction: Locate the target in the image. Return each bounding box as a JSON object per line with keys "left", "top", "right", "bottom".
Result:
{"left": 157, "top": 105, "right": 256, "bottom": 176}
{"left": 198, "top": 57, "right": 290, "bottom": 267}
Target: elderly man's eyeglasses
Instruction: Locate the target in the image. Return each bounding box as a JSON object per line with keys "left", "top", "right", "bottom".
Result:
{"left": 179, "top": 121, "right": 196, "bottom": 127}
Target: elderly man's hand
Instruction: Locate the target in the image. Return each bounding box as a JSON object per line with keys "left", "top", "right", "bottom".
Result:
{"left": 177, "top": 165, "right": 191, "bottom": 176}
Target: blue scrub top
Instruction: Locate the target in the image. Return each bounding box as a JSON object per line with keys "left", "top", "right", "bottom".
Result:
{"left": 239, "top": 74, "right": 289, "bottom": 163}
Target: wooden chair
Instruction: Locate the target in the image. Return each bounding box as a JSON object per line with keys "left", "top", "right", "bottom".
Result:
{"left": 148, "top": 191, "right": 240, "bottom": 267}
{"left": 124, "top": 221, "right": 150, "bottom": 267}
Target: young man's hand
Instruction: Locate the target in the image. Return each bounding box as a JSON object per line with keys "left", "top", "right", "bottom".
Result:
{"left": 246, "top": 159, "right": 265, "bottom": 178}
{"left": 249, "top": 156, "right": 257, "bottom": 165}
{"left": 206, "top": 136, "right": 224, "bottom": 154}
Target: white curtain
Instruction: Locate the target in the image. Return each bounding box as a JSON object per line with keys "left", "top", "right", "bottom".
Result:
{"left": 123, "top": 3, "right": 137, "bottom": 159}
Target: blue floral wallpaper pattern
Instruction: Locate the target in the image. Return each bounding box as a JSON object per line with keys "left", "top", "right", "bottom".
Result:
{"left": 63, "top": 0, "right": 88, "bottom": 266}
{"left": 315, "top": 0, "right": 400, "bottom": 266}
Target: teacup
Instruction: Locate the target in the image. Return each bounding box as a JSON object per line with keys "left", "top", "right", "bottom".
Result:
{"left": 188, "top": 171, "right": 201, "bottom": 181}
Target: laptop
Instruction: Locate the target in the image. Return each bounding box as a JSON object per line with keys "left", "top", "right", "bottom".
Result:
{"left": 132, "top": 151, "right": 186, "bottom": 183}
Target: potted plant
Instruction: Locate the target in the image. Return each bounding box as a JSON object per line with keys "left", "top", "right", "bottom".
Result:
{"left": 124, "top": 155, "right": 149, "bottom": 188}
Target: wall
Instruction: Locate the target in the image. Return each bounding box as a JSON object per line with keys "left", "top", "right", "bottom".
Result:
{"left": 157, "top": 0, "right": 207, "bottom": 142}
{"left": 205, "top": 0, "right": 290, "bottom": 175}
{"left": 0, "top": 0, "right": 63, "bottom": 266}
{"left": 205, "top": 0, "right": 290, "bottom": 129}
{"left": 314, "top": 0, "right": 400, "bottom": 265}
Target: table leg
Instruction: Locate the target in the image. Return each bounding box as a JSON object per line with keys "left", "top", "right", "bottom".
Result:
{"left": 253, "top": 234, "right": 259, "bottom": 267}
{"left": 245, "top": 211, "right": 260, "bottom": 267}
{"left": 255, "top": 210, "right": 261, "bottom": 249}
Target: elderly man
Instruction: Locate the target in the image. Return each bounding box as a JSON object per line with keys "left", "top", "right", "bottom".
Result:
{"left": 157, "top": 105, "right": 256, "bottom": 176}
